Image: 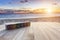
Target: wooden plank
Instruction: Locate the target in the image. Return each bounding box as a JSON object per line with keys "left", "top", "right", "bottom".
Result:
{"left": 31, "top": 22, "right": 60, "bottom": 40}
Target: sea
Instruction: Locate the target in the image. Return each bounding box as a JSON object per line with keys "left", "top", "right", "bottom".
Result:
{"left": 0, "top": 13, "right": 60, "bottom": 19}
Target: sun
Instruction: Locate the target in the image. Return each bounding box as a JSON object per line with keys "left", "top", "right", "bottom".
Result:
{"left": 45, "top": 8, "right": 52, "bottom": 14}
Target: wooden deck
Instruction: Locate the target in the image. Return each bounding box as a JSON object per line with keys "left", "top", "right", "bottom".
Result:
{"left": 0, "top": 22, "right": 60, "bottom": 40}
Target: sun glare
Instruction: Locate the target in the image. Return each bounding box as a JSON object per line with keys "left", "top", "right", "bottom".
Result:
{"left": 45, "top": 8, "right": 52, "bottom": 14}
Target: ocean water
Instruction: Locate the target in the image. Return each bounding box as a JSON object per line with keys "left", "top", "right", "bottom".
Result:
{"left": 0, "top": 13, "right": 60, "bottom": 19}
{"left": 0, "top": 14, "right": 24, "bottom": 18}
{"left": 0, "top": 14, "right": 42, "bottom": 18}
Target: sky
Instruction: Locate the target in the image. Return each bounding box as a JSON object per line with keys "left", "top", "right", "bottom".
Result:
{"left": 0, "top": 0, "right": 60, "bottom": 9}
